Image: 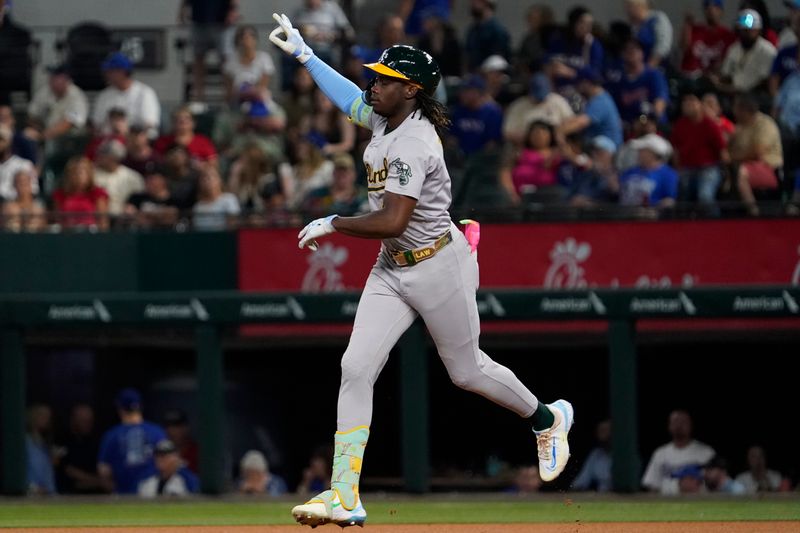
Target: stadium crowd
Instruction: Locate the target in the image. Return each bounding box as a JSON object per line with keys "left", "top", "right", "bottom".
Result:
{"left": 2, "top": 0, "right": 800, "bottom": 232}
{"left": 25, "top": 390, "right": 796, "bottom": 496}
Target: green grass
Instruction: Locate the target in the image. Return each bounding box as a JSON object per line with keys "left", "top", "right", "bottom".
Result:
{"left": 1, "top": 498, "right": 799, "bottom": 527}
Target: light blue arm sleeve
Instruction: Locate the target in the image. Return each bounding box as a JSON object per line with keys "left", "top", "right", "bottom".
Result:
{"left": 304, "top": 55, "right": 373, "bottom": 129}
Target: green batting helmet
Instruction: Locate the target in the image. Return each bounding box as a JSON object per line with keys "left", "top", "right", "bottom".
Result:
{"left": 364, "top": 45, "right": 441, "bottom": 96}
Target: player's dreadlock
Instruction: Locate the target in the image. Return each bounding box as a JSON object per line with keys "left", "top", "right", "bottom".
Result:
{"left": 416, "top": 91, "right": 451, "bottom": 134}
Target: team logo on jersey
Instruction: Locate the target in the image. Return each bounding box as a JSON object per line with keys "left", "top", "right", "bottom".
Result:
{"left": 390, "top": 158, "right": 412, "bottom": 185}
{"left": 365, "top": 158, "right": 389, "bottom": 191}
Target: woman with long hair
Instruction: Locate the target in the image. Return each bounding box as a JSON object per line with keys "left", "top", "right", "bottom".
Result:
{"left": 52, "top": 156, "right": 109, "bottom": 229}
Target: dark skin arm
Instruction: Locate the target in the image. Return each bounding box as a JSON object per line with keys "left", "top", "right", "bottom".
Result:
{"left": 332, "top": 191, "right": 417, "bottom": 239}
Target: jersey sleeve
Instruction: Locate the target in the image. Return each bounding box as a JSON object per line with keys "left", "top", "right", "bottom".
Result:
{"left": 384, "top": 138, "right": 429, "bottom": 200}
{"left": 97, "top": 430, "right": 114, "bottom": 466}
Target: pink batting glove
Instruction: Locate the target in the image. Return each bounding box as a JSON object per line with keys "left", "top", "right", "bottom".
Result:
{"left": 459, "top": 219, "right": 481, "bottom": 255}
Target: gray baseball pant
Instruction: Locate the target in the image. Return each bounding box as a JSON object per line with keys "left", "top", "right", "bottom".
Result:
{"left": 337, "top": 226, "right": 539, "bottom": 430}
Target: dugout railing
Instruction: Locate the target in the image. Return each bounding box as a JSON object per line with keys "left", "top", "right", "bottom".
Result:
{"left": 2, "top": 286, "right": 799, "bottom": 496}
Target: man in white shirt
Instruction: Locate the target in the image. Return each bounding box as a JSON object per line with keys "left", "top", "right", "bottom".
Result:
{"left": 0, "top": 124, "right": 38, "bottom": 201}
{"left": 642, "top": 410, "right": 715, "bottom": 494}
{"left": 503, "top": 73, "right": 574, "bottom": 146}
{"left": 716, "top": 9, "right": 777, "bottom": 93}
{"left": 92, "top": 138, "right": 144, "bottom": 216}
{"left": 27, "top": 64, "right": 89, "bottom": 150}
{"left": 91, "top": 53, "right": 161, "bottom": 139}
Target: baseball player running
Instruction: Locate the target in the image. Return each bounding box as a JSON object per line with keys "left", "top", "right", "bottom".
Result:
{"left": 269, "top": 13, "right": 573, "bottom": 528}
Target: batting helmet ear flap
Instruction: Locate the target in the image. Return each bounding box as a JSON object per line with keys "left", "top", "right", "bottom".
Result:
{"left": 362, "top": 78, "right": 376, "bottom": 106}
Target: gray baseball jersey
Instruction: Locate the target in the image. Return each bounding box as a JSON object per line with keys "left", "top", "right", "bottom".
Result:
{"left": 335, "top": 104, "right": 541, "bottom": 431}
{"left": 362, "top": 109, "right": 452, "bottom": 252}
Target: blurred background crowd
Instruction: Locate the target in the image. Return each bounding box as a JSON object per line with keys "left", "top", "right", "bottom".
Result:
{"left": 2, "top": 0, "right": 800, "bottom": 233}
{"left": 25, "top": 388, "right": 797, "bottom": 496}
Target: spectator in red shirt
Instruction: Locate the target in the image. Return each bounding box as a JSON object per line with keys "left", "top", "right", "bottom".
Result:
{"left": 84, "top": 108, "right": 128, "bottom": 161}
{"left": 702, "top": 92, "right": 735, "bottom": 140}
{"left": 52, "top": 156, "right": 109, "bottom": 229}
{"left": 154, "top": 106, "right": 217, "bottom": 165}
{"left": 680, "top": 0, "right": 736, "bottom": 78}
{"left": 671, "top": 91, "right": 728, "bottom": 205}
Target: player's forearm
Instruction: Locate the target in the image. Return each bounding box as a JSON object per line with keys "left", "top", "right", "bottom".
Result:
{"left": 305, "top": 55, "right": 364, "bottom": 117}
{"left": 333, "top": 210, "right": 409, "bottom": 239}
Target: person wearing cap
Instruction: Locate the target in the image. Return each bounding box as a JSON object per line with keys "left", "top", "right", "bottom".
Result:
{"left": 769, "top": 3, "right": 800, "bottom": 96}
{"left": 92, "top": 138, "right": 145, "bottom": 216}
{"left": 715, "top": 9, "right": 777, "bottom": 93}
{"left": 302, "top": 152, "right": 368, "bottom": 217}
{"left": 137, "top": 439, "right": 199, "bottom": 498}
{"left": 729, "top": 92, "right": 783, "bottom": 215}
{"left": 465, "top": 0, "right": 511, "bottom": 71}
{"left": 559, "top": 67, "right": 623, "bottom": 148}
{"left": 563, "top": 135, "right": 620, "bottom": 207}
{"left": 26, "top": 63, "right": 89, "bottom": 151}
{"left": 609, "top": 38, "right": 669, "bottom": 127}
{"left": 703, "top": 456, "right": 746, "bottom": 494}
{"left": 449, "top": 74, "right": 503, "bottom": 157}
{"left": 91, "top": 52, "right": 161, "bottom": 139}
{"left": 679, "top": 0, "right": 737, "bottom": 78}
{"left": 618, "top": 132, "right": 678, "bottom": 208}
{"left": 503, "top": 73, "right": 573, "bottom": 146}
{"left": 480, "top": 55, "right": 514, "bottom": 107}
{"left": 98, "top": 388, "right": 167, "bottom": 494}
{"left": 624, "top": 0, "right": 674, "bottom": 68}
{"left": 0, "top": 122, "right": 38, "bottom": 202}
{"left": 237, "top": 449, "right": 288, "bottom": 496}
{"left": 670, "top": 90, "right": 727, "bottom": 206}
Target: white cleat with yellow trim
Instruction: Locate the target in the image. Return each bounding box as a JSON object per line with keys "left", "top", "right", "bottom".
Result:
{"left": 291, "top": 489, "right": 367, "bottom": 528}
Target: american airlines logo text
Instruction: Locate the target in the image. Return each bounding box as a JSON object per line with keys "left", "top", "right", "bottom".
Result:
{"left": 47, "top": 300, "right": 111, "bottom": 322}
{"left": 144, "top": 299, "right": 209, "bottom": 321}
{"left": 629, "top": 292, "right": 697, "bottom": 315}
{"left": 240, "top": 297, "right": 306, "bottom": 320}
{"left": 733, "top": 292, "right": 799, "bottom": 314}
{"left": 540, "top": 292, "right": 607, "bottom": 315}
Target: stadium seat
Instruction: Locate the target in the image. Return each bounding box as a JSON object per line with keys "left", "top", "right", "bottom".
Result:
{"left": 57, "top": 22, "right": 116, "bottom": 92}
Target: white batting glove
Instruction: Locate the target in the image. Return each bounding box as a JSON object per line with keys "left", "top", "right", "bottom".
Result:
{"left": 268, "top": 13, "right": 314, "bottom": 64}
{"left": 298, "top": 214, "right": 338, "bottom": 251}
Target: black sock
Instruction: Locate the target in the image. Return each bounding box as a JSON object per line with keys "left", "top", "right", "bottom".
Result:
{"left": 531, "top": 402, "right": 555, "bottom": 431}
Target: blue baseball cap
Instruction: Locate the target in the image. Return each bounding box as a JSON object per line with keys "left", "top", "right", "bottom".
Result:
{"left": 591, "top": 135, "right": 617, "bottom": 154}
{"left": 703, "top": 0, "right": 723, "bottom": 8}
{"left": 116, "top": 388, "right": 142, "bottom": 411}
{"left": 242, "top": 100, "right": 269, "bottom": 118}
{"left": 102, "top": 52, "right": 134, "bottom": 72}
{"left": 529, "top": 73, "right": 551, "bottom": 101}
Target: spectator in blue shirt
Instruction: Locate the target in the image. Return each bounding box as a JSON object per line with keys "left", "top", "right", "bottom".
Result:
{"left": 398, "top": 0, "right": 451, "bottom": 37}
{"left": 776, "top": 70, "right": 800, "bottom": 196}
{"left": 619, "top": 133, "right": 678, "bottom": 207}
{"left": 559, "top": 67, "right": 623, "bottom": 148}
{"left": 98, "top": 388, "right": 167, "bottom": 494}
{"left": 572, "top": 419, "right": 612, "bottom": 491}
{"left": 609, "top": 38, "right": 669, "bottom": 127}
{"left": 449, "top": 75, "right": 503, "bottom": 156}
{"left": 137, "top": 439, "right": 199, "bottom": 498}
{"left": 546, "top": 6, "right": 605, "bottom": 108}
{"left": 465, "top": 0, "right": 511, "bottom": 71}
{"left": 704, "top": 456, "right": 747, "bottom": 494}
{"left": 26, "top": 404, "right": 56, "bottom": 495}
